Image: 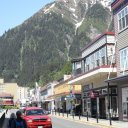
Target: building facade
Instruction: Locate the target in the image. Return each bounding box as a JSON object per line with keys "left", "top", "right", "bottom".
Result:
{"left": 0, "top": 92, "right": 14, "bottom": 106}
{"left": 69, "top": 32, "right": 118, "bottom": 119}
{"left": 0, "top": 79, "right": 20, "bottom": 104}
{"left": 107, "top": 0, "right": 128, "bottom": 121}
{"left": 53, "top": 76, "right": 81, "bottom": 113}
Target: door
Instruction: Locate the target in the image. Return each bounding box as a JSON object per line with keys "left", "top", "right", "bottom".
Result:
{"left": 99, "top": 98, "right": 106, "bottom": 119}
{"left": 123, "top": 102, "right": 128, "bottom": 121}
{"left": 91, "top": 98, "right": 97, "bottom": 118}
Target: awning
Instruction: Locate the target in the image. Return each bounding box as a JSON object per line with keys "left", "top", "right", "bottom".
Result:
{"left": 42, "top": 99, "right": 51, "bottom": 103}
{"left": 105, "top": 74, "right": 128, "bottom": 83}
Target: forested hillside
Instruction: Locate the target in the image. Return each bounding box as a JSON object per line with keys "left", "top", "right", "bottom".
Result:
{"left": 0, "top": 1, "right": 113, "bottom": 87}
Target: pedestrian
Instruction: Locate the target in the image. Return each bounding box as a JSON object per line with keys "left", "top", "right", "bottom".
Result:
{"left": 11, "top": 111, "right": 27, "bottom": 128}
{"left": 8, "top": 113, "right": 16, "bottom": 128}
{"left": 6, "top": 109, "right": 8, "bottom": 114}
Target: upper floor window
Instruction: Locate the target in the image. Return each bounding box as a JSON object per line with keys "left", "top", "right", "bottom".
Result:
{"left": 118, "top": 6, "right": 128, "bottom": 31}
{"left": 120, "top": 47, "right": 128, "bottom": 71}
{"left": 74, "top": 61, "right": 81, "bottom": 69}
{"left": 86, "top": 57, "right": 90, "bottom": 71}
{"left": 100, "top": 47, "right": 106, "bottom": 65}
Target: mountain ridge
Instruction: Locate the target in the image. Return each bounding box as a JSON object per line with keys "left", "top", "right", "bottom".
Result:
{"left": 0, "top": 0, "right": 113, "bottom": 87}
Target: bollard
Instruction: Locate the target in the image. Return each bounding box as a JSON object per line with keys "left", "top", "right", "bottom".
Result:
{"left": 59, "top": 110, "right": 60, "bottom": 116}
{"left": 63, "top": 110, "right": 64, "bottom": 117}
{"left": 86, "top": 111, "right": 88, "bottom": 121}
{"left": 55, "top": 110, "right": 56, "bottom": 115}
{"left": 96, "top": 112, "right": 99, "bottom": 123}
{"left": 67, "top": 111, "right": 68, "bottom": 118}
{"left": 73, "top": 114, "right": 74, "bottom": 119}
{"left": 109, "top": 113, "right": 112, "bottom": 125}
{"left": 79, "top": 112, "right": 81, "bottom": 120}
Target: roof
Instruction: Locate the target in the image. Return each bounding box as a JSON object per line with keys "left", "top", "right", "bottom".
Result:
{"left": 111, "top": 0, "right": 125, "bottom": 9}
{"left": 81, "top": 32, "right": 115, "bottom": 53}
{"left": 105, "top": 74, "right": 128, "bottom": 83}
{"left": 0, "top": 92, "right": 13, "bottom": 98}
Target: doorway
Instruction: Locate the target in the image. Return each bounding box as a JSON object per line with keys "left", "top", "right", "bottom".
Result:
{"left": 123, "top": 102, "right": 128, "bottom": 121}
{"left": 91, "top": 98, "right": 97, "bottom": 118}
{"left": 99, "top": 97, "right": 106, "bottom": 119}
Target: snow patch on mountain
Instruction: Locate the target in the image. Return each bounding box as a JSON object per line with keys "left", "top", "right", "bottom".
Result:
{"left": 69, "top": 7, "right": 75, "bottom": 12}
{"left": 44, "top": 3, "right": 55, "bottom": 14}
{"left": 74, "top": 0, "right": 77, "bottom": 7}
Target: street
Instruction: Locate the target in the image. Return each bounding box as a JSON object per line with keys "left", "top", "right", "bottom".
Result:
{"left": 51, "top": 116, "right": 100, "bottom": 128}
{"left": 3, "top": 109, "right": 100, "bottom": 128}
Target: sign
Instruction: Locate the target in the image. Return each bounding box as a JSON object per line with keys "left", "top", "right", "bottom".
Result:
{"left": 83, "top": 84, "right": 93, "bottom": 92}
{"left": 89, "top": 91, "right": 99, "bottom": 98}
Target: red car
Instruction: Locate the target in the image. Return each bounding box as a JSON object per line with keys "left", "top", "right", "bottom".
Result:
{"left": 22, "top": 107, "right": 52, "bottom": 128}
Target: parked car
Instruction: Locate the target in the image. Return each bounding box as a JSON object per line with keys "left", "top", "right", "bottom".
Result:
{"left": 22, "top": 107, "right": 52, "bottom": 128}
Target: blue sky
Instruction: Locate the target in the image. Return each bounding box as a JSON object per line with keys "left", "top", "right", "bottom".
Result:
{"left": 0, "top": 0, "right": 54, "bottom": 36}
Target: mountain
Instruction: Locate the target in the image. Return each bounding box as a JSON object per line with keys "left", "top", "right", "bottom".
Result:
{"left": 0, "top": 0, "right": 113, "bottom": 87}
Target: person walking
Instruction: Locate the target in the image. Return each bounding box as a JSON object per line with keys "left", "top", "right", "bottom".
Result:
{"left": 8, "top": 113, "right": 16, "bottom": 128}
{"left": 11, "top": 111, "right": 27, "bottom": 128}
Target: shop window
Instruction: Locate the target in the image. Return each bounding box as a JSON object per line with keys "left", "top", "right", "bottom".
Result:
{"left": 122, "top": 87, "right": 128, "bottom": 121}
{"left": 111, "top": 96, "right": 118, "bottom": 118}
{"left": 111, "top": 88, "right": 117, "bottom": 94}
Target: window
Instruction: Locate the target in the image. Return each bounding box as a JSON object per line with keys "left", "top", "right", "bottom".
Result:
{"left": 122, "top": 87, "right": 128, "bottom": 121}
{"left": 90, "top": 54, "right": 95, "bottom": 69}
{"left": 120, "top": 47, "right": 128, "bottom": 71}
{"left": 95, "top": 51, "right": 100, "bottom": 67}
{"left": 101, "top": 47, "right": 106, "bottom": 65}
{"left": 118, "top": 6, "right": 128, "bottom": 31}
{"left": 86, "top": 57, "right": 90, "bottom": 71}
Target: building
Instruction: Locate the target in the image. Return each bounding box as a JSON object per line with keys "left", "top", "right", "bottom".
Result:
{"left": 17, "top": 86, "right": 29, "bottom": 106}
{"left": 0, "top": 79, "right": 19, "bottom": 103}
{"left": 54, "top": 75, "right": 81, "bottom": 113}
{"left": 69, "top": 32, "right": 117, "bottom": 119}
{"left": 46, "top": 82, "right": 58, "bottom": 111}
{"left": 0, "top": 78, "right": 29, "bottom": 105}
{"left": 0, "top": 92, "right": 14, "bottom": 106}
{"left": 106, "top": 0, "right": 128, "bottom": 121}
{"left": 40, "top": 82, "right": 59, "bottom": 111}
{"left": 40, "top": 86, "right": 48, "bottom": 110}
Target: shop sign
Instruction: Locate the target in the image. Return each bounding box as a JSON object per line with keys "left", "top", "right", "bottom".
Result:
{"left": 89, "top": 91, "right": 99, "bottom": 98}
{"left": 83, "top": 84, "right": 93, "bottom": 92}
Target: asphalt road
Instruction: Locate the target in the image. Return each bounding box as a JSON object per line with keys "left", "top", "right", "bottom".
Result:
{"left": 3, "top": 110, "right": 100, "bottom": 128}
{"left": 51, "top": 117, "right": 100, "bottom": 128}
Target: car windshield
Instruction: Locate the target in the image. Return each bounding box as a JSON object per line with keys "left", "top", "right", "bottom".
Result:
{"left": 26, "top": 109, "right": 45, "bottom": 116}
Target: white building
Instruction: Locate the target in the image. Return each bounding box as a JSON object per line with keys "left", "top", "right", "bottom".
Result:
{"left": 18, "top": 86, "right": 29, "bottom": 104}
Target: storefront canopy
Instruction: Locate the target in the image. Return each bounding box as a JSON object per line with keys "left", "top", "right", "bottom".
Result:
{"left": 105, "top": 74, "right": 128, "bottom": 83}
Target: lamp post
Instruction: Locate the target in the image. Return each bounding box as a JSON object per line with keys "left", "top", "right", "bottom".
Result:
{"left": 107, "top": 82, "right": 112, "bottom": 125}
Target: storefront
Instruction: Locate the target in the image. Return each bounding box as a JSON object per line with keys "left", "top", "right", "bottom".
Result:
{"left": 106, "top": 74, "right": 128, "bottom": 121}
{"left": 82, "top": 85, "right": 118, "bottom": 119}
{"left": 122, "top": 87, "right": 128, "bottom": 121}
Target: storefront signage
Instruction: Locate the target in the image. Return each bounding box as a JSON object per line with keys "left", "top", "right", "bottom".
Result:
{"left": 89, "top": 91, "right": 99, "bottom": 98}
{"left": 83, "top": 84, "right": 93, "bottom": 91}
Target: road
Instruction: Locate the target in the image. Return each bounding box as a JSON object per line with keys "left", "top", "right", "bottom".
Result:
{"left": 51, "top": 117, "right": 100, "bottom": 128}
{"left": 3, "top": 110, "right": 100, "bottom": 128}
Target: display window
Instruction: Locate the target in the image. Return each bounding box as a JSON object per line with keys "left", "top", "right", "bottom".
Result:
{"left": 122, "top": 87, "right": 128, "bottom": 121}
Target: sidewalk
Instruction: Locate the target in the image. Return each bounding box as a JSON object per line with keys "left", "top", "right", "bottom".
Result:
{"left": 50, "top": 112, "right": 128, "bottom": 128}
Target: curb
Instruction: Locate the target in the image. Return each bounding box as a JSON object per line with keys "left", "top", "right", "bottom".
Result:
{"left": 50, "top": 115, "right": 116, "bottom": 128}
